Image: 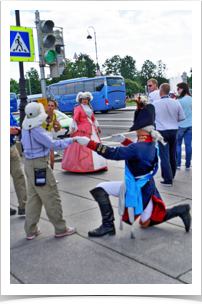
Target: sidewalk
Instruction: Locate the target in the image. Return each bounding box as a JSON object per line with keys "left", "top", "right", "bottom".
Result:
{"left": 10, "top": 135, "right": 192, "bottom": 285}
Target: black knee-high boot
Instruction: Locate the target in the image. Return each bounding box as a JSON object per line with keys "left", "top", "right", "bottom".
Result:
{"left": 88, "top": 187, "right": 116, "bottom": 237}
{"left": 149, "top": 204, "right": 191, "bottom": 232}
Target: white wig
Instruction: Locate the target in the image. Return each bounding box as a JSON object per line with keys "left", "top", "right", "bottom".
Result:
{"left": 141, "top": 125, "right": 167, "bottom": 147}
{"left": 76, "top": 92, "right": 93, "bottom": 103}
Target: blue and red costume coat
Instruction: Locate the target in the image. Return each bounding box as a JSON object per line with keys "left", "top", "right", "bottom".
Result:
{"left": 87, "top": 135, "right": 166, "bottom": 223}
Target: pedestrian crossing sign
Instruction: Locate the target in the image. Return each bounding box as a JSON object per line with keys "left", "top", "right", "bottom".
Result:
{"left": 10, "top": 26, "right": 34, "bottom": 62}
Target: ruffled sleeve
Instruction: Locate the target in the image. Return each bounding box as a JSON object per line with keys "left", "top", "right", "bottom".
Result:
{"left": 91, "top": 111, "right": 99, "bottom": 127}
{"left": 69, "top": 120, "right": 78, "bottom": 133}
{"left": 94, "top": 119, "right": 99, "bottom": 128}
{"left": 69, "top": 106, "right": 80, "bottom": 132}
{"left": 73, "top": 106, "right": 81, "bottom": 124}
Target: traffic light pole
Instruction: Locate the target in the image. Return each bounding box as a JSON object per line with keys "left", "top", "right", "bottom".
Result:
{"left": 35, "top": 10, "right": 47, "bottom": 98}
{"left": 15, "top": 10, "right": 27, "bottom": 132}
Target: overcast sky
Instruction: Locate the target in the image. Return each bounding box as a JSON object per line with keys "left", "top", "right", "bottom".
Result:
{"left": 7, "top": 2, "right": 197, "bottom": 82}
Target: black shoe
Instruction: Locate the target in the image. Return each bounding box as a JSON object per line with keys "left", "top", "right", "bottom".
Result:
{"left": 88, "top": 224, "right": 116, "bottom": 237}
{"left": 18, "top": 207, "right": 25, "bottom": 215}
{"left": 178, "top": 204, "right": 191, "bottom": 232}
{"left": 159, "top": 180, "right": 172, "bottom": 187}
{"left": 10, "top": 208, "right": 16, "bottom": 216}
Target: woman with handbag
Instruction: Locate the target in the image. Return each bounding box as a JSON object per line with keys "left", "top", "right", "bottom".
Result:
{"left": 176, "top": 82, "right": 192, "bottom": 170}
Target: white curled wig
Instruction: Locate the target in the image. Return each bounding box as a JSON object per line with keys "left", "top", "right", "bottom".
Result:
{"left": 76, "top": 92, "right": 93, "bottom": 103}
{"left": 141, "top": 125, "right": 167, "bottom": 147}
{"left": 140, "top": 96, "right": 148, "bottom": 104}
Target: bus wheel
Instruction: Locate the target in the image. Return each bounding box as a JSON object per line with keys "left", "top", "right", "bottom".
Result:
{"left": 101, "top": 110, "right": 108, "bottom": 113}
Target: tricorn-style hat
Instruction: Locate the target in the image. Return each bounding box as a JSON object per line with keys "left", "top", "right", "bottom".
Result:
{"left": 22, "top": 102, "right": 48, "bottom": 131}
{"left": 130, "top": 104, "right": 155, "bottom": 131}
{"left": 76, "top": 92, "right": 93, "bottom": 103}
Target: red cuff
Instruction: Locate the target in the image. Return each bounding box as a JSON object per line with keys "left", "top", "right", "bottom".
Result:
{"left": 122, "top": 137, "right": 133, "bottom": 146}
{"left": 87, "top": 140, "right": 98, "bottom": 151}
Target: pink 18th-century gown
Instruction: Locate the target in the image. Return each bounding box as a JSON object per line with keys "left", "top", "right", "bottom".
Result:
{"left": 62, "top": 104, "right": 108, "bottom": 172}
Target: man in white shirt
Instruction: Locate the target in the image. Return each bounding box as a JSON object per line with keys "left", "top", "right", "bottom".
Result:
{"left": 153, "top": 83, "right": 185, "bottom": 186}
{"left": 147, "top": 78, "right": 160, "bottom": 104}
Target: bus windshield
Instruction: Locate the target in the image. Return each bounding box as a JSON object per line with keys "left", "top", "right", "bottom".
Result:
{"left": 10, "top": 93, "right": 16, "bottom": 99}
{"left": 107, "top": 77, "right": 125, "bottom": 87}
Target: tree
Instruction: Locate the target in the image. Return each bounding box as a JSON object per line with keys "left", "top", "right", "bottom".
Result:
{"left": 155, "top": 60, "right": 169, "bottom": 87}
{"left": 187, "top": 68, "right": 192, "bottom": 89}
{"left": 124, "top": 78, "right": 144, "bottom": 96}
{"left": 78, "top": 53, "right": 96, "bottom": 77}
{"left": 120, "top": 55, "right": 137, "bottom": 81}
{"left": 102, "top": 55, "right": 121, "bottom": 75}
{"left": 26, "top": 68, "right": 41, "bottom": 94}
{"left": 10, "top": 78, "right": 19, "bottom": 94}
{"left": 47, "top": 55, "right": 95, "bottom": 86}
{"left": 140, "top": 60, "right": 157, "bottom": 81}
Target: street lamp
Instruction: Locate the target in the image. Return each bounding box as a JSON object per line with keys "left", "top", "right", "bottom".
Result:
{"left": 87, "top": 26, "right": 101, "bottom": 76}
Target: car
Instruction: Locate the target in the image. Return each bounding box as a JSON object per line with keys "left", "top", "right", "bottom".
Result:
{"left": 52, "top": 110, "right": 73, "bottom": 139}
{"left": 17, "top": 109, "right": 73, "bottom": 140}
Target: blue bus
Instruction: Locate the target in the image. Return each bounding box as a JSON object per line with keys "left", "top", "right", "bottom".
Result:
{"left": 46, "top": 76, "right": 126, "bottom": 113}
{"left": 10, "top": 92, "right": 18, "bottom": 112}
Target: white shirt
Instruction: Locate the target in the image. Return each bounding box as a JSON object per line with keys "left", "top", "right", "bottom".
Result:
{"left": 153, "top": 96, "right": 185, "bottom": 131}
{"left": 148, "top": 90, "right": 160, "bottom": 104}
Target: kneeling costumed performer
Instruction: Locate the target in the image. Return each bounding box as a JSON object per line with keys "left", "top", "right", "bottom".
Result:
{"left": 74, "top": 104, "right": 191, "bottom": 238}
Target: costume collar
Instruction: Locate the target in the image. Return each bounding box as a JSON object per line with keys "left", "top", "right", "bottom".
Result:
{"left": 160, "top": 95, "right": 170, "bottom": 99}
{"left": 137, "top": 135, "right": 154, "bottom": 142}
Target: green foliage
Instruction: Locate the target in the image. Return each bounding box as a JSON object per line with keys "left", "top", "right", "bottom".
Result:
{"left": 102, "top": 55, "right": 121, "bottom": 75}
{"left": 10, "top": 78, "right": 19, "bottom": 94}
{"left": 78, "top": 53, "right": 96, "bottom": 77}
{"left": 26, "top": 68, "right": 41, "bottom": 94}
{"left": 120, "top": 55, "right": 137, "bottom": 80}
{"left": 187, "top": 68, "right": 192, "bottom": 89}
{"left": 139, "top": 60, "right": 157, "bottom": 86}
{"left": 11, "top": 55, "right": 190, "bottom": 98}
{"left": 124, "top": 78, "right": 144, "bottom": 96}
{"left": 47, "top": 54, "right": 96, "bottom": 85}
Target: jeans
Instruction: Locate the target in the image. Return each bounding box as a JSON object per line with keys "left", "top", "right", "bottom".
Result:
{"left": 177, "top": 126, "right": 192, "bottom": 168}
{"left": 158, "top": 130, "right": 178, "bottom": 183}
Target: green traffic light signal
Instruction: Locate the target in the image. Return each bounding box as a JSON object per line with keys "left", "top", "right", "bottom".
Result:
{"left": 45, "top": 50, "right": 57, "bottom": 63}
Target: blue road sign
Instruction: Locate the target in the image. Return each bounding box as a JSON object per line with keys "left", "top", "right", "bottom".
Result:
{"left": 10, "top": 26, "right": 34, "bottom": 62}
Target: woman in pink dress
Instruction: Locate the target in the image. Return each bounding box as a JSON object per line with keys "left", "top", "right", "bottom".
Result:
{"left": 62, "top": 92, "right": 108, "bottom": 173}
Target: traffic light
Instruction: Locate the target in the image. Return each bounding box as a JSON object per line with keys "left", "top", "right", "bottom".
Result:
{"left": 38, "top": 20, "right": 58, "bottom": 65}
{"left": 49, "top": 29, "right": 67, "bottom": 78}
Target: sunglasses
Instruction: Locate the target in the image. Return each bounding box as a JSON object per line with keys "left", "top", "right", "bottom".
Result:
{"left": 46, "top": 123, "right": 50, "bottom": 130}
{"left": 147, "top": 84, "right": 153, "bottom": 87}
{"left": 177, "top": 88, "right": 180, "bottom": 91}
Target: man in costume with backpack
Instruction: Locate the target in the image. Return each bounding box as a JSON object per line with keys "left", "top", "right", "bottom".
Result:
{"left": 74, "top": 104, "right": 191, "bottom": 238}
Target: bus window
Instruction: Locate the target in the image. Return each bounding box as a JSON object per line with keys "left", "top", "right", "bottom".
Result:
{"left": 66, "top": 83, "right": 75, "bottom": 94}
{"left": 59, "top": 84, "right": 66, "bottom": 95}
{"left": 10, "top": 93, "right": 16, "bottom": 99}
{"left": 94, "top": 79, "right": 104, "bottom": 92}
{"left": 107, "top": 77, "right": 124, "bottom": 86}
{"left": 10, "top": 92, "right": 18, "bottom": 112}
{"left": 75, "top": 82, "right": 84, "bottom": 93}
{"left": 51, "top": 86, "right": 59, "bottom": 95}
{"left": 46, "top": 89, "right": 51, "bottom": 101}
{"left": 84, "top": 81, "right": 94, "bottom": 92}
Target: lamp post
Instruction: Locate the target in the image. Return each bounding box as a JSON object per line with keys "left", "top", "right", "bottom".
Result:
{"left": 87, "top": 26, "right": 101, "bottom": 76}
